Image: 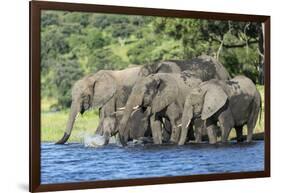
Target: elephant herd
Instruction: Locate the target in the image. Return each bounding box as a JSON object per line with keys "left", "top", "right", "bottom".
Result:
{"left": 56, "top": 55, "right": 261, "bottom": 147}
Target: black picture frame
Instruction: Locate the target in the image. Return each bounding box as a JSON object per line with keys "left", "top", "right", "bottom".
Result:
{"left": 30, "top": 1, "right": 270, "bottom": 192}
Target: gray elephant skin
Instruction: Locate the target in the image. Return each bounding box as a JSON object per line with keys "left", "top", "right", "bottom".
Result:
{"left": 93, "top": 108, "right": 152, "bottom": 146}
{"left": 56, "top": 55, "right": 230, "bottom": 145}
{"left": 118, "top": 56, "right": 231, "bottom": 146}
{"left": 56, "top": 67, "right": 142, "bottom": 144}
{"left": 179, "top": 75, "right": 261, "bottom": 145}
{"left": 117, "top": 73, "right": 204, "bottom": 145}
{"left": 139, "top": 55, "right": 230, "bottom": 81}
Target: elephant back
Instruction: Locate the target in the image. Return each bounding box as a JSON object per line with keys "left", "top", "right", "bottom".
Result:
{"left": 161, "top": 55, "right": 230, "bottom": 81}
{"left": 111, "top": 66, "right": 142, "bottom": 108}
{"left": 225, "top": 75, "right": 257, "bottom": 98}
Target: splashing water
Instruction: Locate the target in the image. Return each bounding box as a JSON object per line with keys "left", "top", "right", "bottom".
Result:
{"left": 83, "top": 134, "right": 106, "bottom": 147}
{"left": 82, "top": 133, "right": 120, "bottom": 148}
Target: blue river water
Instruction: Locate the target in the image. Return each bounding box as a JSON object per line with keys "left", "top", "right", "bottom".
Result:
{"left": 41, "top": 141, "right": 264, "bottom": 184}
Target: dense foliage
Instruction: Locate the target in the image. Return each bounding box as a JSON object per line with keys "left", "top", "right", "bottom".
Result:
{"left": 41, "top": 11, "right": 264, "bottom": 109}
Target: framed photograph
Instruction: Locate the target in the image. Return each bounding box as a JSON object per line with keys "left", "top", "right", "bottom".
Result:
{"left": 30, "top": 1, "right": 270, "bottom": 192}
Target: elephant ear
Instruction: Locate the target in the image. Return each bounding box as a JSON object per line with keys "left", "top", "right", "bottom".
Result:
{"left": 151, "top": 76, "right": 179, "bottom": 113}
{"left": 201, "top": 83, "right": 228, "bottom": 120}
{"left": 91, "top": 72, "right": 117, "bottom": 108}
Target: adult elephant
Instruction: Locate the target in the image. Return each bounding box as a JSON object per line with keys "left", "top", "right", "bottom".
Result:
{"left": 118, "top": 73, "right": 203, "bottom": 145}
{"left": 179, "top": 76, "right": 261, "bottom": 145}
{"left": 139, "top": 55, "right": 230, "bottom": 81}
{"left": 117, "top": 55, "right": 231, "bottom": 146}
{"left": 57, "top": 55, "right": 230, "bottom": 145}
{"left": 55, "top": 67, "right": 142, "bottom": 144}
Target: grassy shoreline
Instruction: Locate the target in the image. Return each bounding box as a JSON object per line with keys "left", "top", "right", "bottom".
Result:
{"left": 41, "top": 85, "right": 265, "bottom": 143}
{"left": 41, "top": 110, "right": 99, "bottom": 142}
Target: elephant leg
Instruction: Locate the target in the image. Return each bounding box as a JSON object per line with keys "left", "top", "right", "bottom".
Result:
{"left": 187, "top": 124, "right": 195, "bottom": 142}
{"left": 206, "top": 125, "right": 217, "bottom": 144}
{"left": 218, "top": 108, "right": 234, "bottom": 143}
{"left": 235, "top": 126, "right": 244, "bottom": 142}
{"left": 166, "top": 103, "right": 181, "bottom": 143}
{"left": 162, "top": 118, "right": 171, "bottom": 143}
{"left": 150, "top": 114, "right": 162, "bottom": 144}
{"left": 246, "top": 93, "right": 261, "bottom": 142}
{"left": 169, "top": 119, "right": 180, "bottom": 143}
{"left": 95, "top": 107, "right": 106, "bottom": 135}
{"left": 246, "top": 125, "right": 254, "bottom": 142}
{"left": 95, "top": 122, "right": 103, "bottom": 135}
{"left": 246, "top": 112, "right": 258, "bottom": 142}
{"left": 195, "top": 127, "right": 202, "bottom": 143}
{"left": 205, "top": 119, "right": 217, "bottom": 144}
{"left": 194, "top": 119, "right": 203, "bottom": 143}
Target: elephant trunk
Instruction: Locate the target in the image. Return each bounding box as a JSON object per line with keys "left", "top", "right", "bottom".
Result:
{"left": 56, "top": 102, "right": 80, "bottom": 144}
{"left": 118, "top": 93, "right": 143, "bottom": 146}
{"left": 102, "top": 131, "right": 111, "bottom": 146}
{"left": 118, "top": 104, "right": 135, "bottom": 146}
{"left": 178, "top": 100, "right": 193, "bottom": 145}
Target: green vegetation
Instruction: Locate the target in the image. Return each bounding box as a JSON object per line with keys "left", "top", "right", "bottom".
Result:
{"left": 41, "top": 11, "right": 264, "bottom": 109}
{"left": 41, "top": 97, "right": 99, "bottom": 142}
{"left": 41, "top": 110, "right": 99, "bottom": 142}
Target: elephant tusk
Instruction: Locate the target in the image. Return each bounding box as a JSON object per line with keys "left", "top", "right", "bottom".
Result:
{"left": 75, "top": 114, "right": 80, "bottom": 120}
{"left": 117, "top": 105, "right": 139, "bottom": 111}
{"left": 184, "top": 120, "right": 191, "bottom": 129}
{"left": 177, "top": 123, "right": 182, "bottom": 127}
{"left": 131, "top": 105, "right": 141, "bottom": 114}
{"left": 117, "top": 107, "right": 126, "bottom": 111}
{"left": 133, "top": 105, "right": 140, "bottom": 110}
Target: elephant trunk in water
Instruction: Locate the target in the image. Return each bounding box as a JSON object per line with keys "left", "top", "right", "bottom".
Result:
{"left": 118, "top": 92, "right": 143, "bottom": 146}
{"left": 56, "top": 101, "right": 80, "bottom": 144}
{"left": 178, "top": 99, "right": 193, "bottom": 145}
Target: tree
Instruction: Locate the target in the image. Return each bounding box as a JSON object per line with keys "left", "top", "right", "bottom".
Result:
{"left": 87, "top": 48, "right": 128, "bottom": 72}
{"left": 152, "top": 18, "right": 264, "bottom": 83}
{"left": 127, "top": 38, "right": 160, "bottom": 64}
{"left": 53, "top": 57, "right": 84, "bottom": 109}
{"left": 40, "top": 10, "right": 265, "bottom": 111}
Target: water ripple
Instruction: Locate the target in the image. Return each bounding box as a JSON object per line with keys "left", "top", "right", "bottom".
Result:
{"left": 41, "top": 141, "right": 264, "bottom": 184}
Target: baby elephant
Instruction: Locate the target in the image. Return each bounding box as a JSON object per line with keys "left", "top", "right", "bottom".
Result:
{"left": 179, "top": 75, "right": 261, "bottom": 145}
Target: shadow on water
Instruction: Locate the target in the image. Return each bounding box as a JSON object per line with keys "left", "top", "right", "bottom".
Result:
{"left": 41, "top": 141, "right": 264, "bottom": 184}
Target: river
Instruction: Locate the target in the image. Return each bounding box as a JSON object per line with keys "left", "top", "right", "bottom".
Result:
{"left": 41, "top": 141, "right": 264, "bottom": 184}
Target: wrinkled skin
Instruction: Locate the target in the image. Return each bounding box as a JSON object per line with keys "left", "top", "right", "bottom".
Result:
{"left": 88, "top": 109, "right": 151, "bottom": 147}
{"left": 123, "top": 109, "right": 152, "bottom": 141}
{"left": 56, "top": 67, "right": 142, "bottom": 144}
{"left": 191, "top": 119, "right": 221, "bottom": 143}
{"left": 139, "top": 55, "right": 230, "bottom": 81}
{"left": 94, "top": 56, "right": 229, "bottom": 145}
{"left": 179, "top": 75, "right": 261, "bottom": 145}
{"left": 118, "top": 73, "right": 202, "bottom": 145}
{"left": 91, "top": 109, "right": 152, "bottom": 146}
{"left": 57, "top": 55, "right": 230, "bottom": 145}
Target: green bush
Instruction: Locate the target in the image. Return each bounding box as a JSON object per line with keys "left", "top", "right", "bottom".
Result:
{"left": 87, "top": 48, "right": 128, "bottom": 72}
{"left": 53, "top": 57, "right": 84, "bottom": 109}
{"left": 127, "top": 38, "right": 160, "bottom": 64}
{"left": 40, "top": 11, "right": 264, "bottom": 109}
